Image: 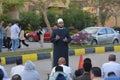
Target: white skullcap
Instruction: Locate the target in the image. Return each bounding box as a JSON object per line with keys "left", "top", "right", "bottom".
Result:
{"left": 57, "top": 18, "right": 64, "bottom": 23}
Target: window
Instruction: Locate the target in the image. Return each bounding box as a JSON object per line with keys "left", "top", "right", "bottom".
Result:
{"left": 99, "top": 29, "right": 106, "bottom": 34}
{"left": 106, "top": 28, "right": 114, "bottom": 34}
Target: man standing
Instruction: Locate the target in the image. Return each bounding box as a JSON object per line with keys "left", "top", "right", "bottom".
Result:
{"left": 0, "top": 21, "right": 5, "bottom": 52}
{"left": 10, "top": 22, "right": 20, "bottom": 52}
{"left": 51, "top": 18, "right": 71, "bottom": 67}
{"left": 102, "top": 54, "right": 120, "bottom": 78}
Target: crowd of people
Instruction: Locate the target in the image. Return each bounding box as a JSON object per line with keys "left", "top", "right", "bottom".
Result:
{"left": 0, "top": 54, "right": 120, "bottom": 80}
{"left": 0, "top": 20, "right": 29, "bottom": 52}
{"left": 0, "top": 20, "right": 45, "bottom": 52}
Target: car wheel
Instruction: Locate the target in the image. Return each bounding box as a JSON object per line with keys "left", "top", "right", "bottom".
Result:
{"left": 91, "top": 40, "right": 97, "bottom": 45}
{"left": 28, "top": 36, "right": 35, "bottom": 42}
{"left": 113, "top": 39, "right": 119, "bottom": 44}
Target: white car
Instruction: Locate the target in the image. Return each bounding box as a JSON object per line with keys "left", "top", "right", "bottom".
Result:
{"left": 71, "top": 27, "right": 120, "bottom": 45}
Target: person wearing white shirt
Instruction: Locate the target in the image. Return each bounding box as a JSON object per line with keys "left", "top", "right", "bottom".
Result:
{"left": 50, "top": 57, "right": 73, "bottom": 79}
{"left": 102, "top": 54, "right": 120, "bottom": 78}
{"left": 10, "top": 22, "right": 20, "bottom": 51}
{"left": 0, "top": 58, "right": 9, "bottom": 80}
{"left": 10, "top": 58, "right": 24, "bottom": 77}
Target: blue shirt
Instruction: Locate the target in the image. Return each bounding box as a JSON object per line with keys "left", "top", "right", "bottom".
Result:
{"left": 0, "top": 27, "right": 5, "bottom": 39}
{"left": 105, "top": 76, "right": 120, "bottom": 80}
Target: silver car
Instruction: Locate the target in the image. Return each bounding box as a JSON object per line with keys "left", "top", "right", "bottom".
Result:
{"left": 72, "top": 27, "right": 120, "bottom": 45}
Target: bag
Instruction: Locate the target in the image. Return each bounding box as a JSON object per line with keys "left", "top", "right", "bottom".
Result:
{"left": 55, "top": 73, "right": 66, "bottom": 80}
{"left": 0, "top": 69, "right": 4, "bottom": 80}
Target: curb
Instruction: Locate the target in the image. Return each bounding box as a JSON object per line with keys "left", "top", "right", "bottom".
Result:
{"left": 0, "top": 45, "right": 120, "bottom": 65}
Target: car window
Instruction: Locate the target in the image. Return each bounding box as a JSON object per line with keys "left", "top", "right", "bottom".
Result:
{"left": 81, "top": 27, "right": 99, "bottom": 34}
{"left": 106, "top": 28, "right": 114, "bottom": 34}
{"left": 99, "top": 29, "right": 106, "bottom": 34}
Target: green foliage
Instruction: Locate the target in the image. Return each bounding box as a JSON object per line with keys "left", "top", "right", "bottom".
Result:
{"left": 2, "top": 0, "right": 24, "bottom": 12}
{"left": 19, "top": 12, "right": 41, "bottom": 30}
{"left": 0, "top": 14, "right": 9, "bottom": 22}
{"left": 60, "top": 5, "right": 97, "bottom": 30}
{"left": 70, "top": 30, "right": 78, "bottom": 35}
{"left": 39, "top": 10, "right": 60, "bottom": 27}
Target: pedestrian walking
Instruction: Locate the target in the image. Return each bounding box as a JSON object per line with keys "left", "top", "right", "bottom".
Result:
{"left": 19, "top": 27, "right": 29, "bottom": 47}
{"left": 37, "top": 27, "right": 43, "bottom": 48}
{"left": 5, "top": 23, "right": 12, "bottom": 51}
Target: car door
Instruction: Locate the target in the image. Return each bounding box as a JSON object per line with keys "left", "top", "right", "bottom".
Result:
{"left": 106, "top": 28, "right": 115, "bottom": 43}
{"left": 97, "top": 28, "right": 107, "bottom": 44}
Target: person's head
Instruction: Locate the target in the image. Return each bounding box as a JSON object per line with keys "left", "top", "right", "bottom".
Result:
{"left": 83, "top": 62, "right": 92, "bottom": 72}
{"left": 15, "top": 58, "right": 22, "bottom": 65}
{"left": 57, "top": 18, "right": 64, "bottom": 28}
{"left": 108, "top": 72, "right": 116, "bottom": 77}
{"left": 90, "top": 67, "right": 101, "bottom": 80}
{"left": 75, "top": 68, "right": 84, "bottom": 77}
{"left": 55, "top": 66, "right": 63, "bottom": 72}
{"left": 12, "top": 74, "right": 21, "bottom": 80}
{"left": 0, "top": 69, "right": 4, "bottom": 80}
{"left": 108, "top": 54, "right": 116, "bottom": 61}
{"left": 0, "top": 21, "right": 4, "bottom": 26}
{"left": 58, "top": 57, "right": 66, "bottom": 65}
{"left": 84, "top": 58, "right": 92, "bottom": 63}
{"left": 24, "top": 60, "right": 35, "bottom": 70}
{"left": 8, "top": 23, "right": 12, "bottom": 26}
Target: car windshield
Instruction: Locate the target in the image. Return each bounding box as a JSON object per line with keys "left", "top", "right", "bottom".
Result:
{"left": 81, "top": 27, "right": 99, "bottom": 34}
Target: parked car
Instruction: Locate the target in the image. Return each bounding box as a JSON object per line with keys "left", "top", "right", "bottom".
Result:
{"left": 71, "top": 27, "right": 120, "bottom": 45}
{"left": 26, "top": 31, "right": 51, "bottom": 42}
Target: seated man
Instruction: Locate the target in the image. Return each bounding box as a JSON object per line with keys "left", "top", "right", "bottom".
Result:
{"left": 50, "top": 57, "right": 73, "bottom": 78}
{"left": 10, "top": 58, "right": 24, "bottom": 77}
{"left": 0, "top": 69, "right": 4, "bottom": 80}
{"left": 76, "top": 62, "right": 92, "bottom": 80}
{"left": 49, "top": 66, "right": 71, "bottom": 80}
{"left": 12, "top": 74, "right": 21, "bottom": 80}
{"left": 102, "top": 54, "right": 120, "bottom": 78}
{"left": 90, "top": 67, "right": 102, "bottom": 80}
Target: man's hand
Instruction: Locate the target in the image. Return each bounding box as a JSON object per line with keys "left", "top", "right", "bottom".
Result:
{"left": 55, "top": 35, "right": 60, "bottom": 40}
{"left": 63, "top": 37, "right": 67, "bottom": 42}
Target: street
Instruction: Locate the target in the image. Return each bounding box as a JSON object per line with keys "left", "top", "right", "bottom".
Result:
{"left": 2, "top": 42, "right": 52, "bottom": 52}
{"left": 4, "top": 51, "right": 120, "bottom": 80}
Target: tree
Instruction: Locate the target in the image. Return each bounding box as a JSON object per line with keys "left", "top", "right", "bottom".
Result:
{"left": 2, "top": 0, "right": 25, "bottom": 20}
{"left": 19, "top": 12, "right": 41, "bottom": 30}
{"left": 60, "top": 3, "right": 96, "bottom": 30}
{"left": 29, "top": 0, "right": 66, "bottom": 33}
{"left": 90, "top": 0, "right": 120, "bottom": 26}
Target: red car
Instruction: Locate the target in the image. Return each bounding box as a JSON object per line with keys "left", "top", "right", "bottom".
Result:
{"left": 26, "top": 31, "right": 51, "bottom": 42}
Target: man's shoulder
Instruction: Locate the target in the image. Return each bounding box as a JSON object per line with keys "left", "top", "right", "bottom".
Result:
{"left": 12, "top": 65, "right": 24, "bottom": 70}
{"left": 0, "top": 65, "right": 4, "bottom": 70}
{"left": 103, "top": 62, "right": 120, "bottom": 66}
{"left": 61, "top": 65, "right": 72, "bottom": 71}
{"left": 76, "top": 74, "right": 90, "bottom": 80}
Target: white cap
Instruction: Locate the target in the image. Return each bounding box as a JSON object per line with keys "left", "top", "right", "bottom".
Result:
{"left": 57, "top": 18, "right": 64, "bottom": 23}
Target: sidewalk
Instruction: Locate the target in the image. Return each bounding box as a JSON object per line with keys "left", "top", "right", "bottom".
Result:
{"left": 2, "top": 42, "right": 52, "bottom": 52}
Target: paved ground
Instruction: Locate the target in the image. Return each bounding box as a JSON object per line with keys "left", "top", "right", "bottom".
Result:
{"left": 4, "top": 51, "right": 120, "bottom": 80}
{"left": 2, "top": 42, "right": 52, "bottom": 52}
